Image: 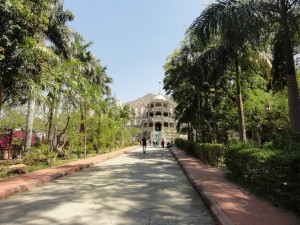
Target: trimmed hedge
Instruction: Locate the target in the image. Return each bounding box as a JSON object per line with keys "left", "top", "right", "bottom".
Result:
{"left": 175, "top": 139, "right": 300, "bottom": 215}
{"left": 174, "top": 139, "right": 225, "bottom": 167}
{"left": 225, "top": 147, "right": 300, "bottom": 215}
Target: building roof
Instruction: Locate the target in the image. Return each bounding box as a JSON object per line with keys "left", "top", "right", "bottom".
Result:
{"left": 153, "top": 93, "right": 166, "bottom": 101}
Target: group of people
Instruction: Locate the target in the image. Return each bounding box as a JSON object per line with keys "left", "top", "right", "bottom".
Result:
{"left": 141, "top": 137, "right": 173, "bottom": 154}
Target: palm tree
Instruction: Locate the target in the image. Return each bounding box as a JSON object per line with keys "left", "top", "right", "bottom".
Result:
{"left": 46, "top": 0, "right": 75, "bottom": 59}
{"left": 71, "top": 36, "right": 112, "bottom": 157}
{"left": 258, "top": 0, "right": 300, "bottom": 137}
{"left": 20, "top": 39, "right": 59, "bottom": 152}
{"left": 187, "top": 0, "right": 265, "bottom": 141}
{"left": 42, "top": 1, "right": 79, "bottom": 160}
{"left": 190, "top": 0, "right": 300, "bottom": 137}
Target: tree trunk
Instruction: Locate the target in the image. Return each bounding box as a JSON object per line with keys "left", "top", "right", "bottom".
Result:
{"left": 54, "top": 116, "right": 70, "bottom": 153}
{"left": 0, "top": 83, "right": 3, "bottom": 111}
{"left": 197, "top": 89, "right": 202, "bottom": 142}
{"left": 47, "top": 97, "right": 56, "bottom": 165}
{"left": 282, "top": 9, "right": 300, "bottom": 137}
{"left": 80, "top": 101, "right": 87, "bottom": 158}
{"left": 235, "top": 57, "right": 246, "bottom": 141}
{"left": 96, "top": 114, "right": 101, "bottom": 154}
{"left": 25, "top": 98, "right": 36, "bottom": 152}
{"left": 252, "top": 126, "right": 261, "bottom": 148}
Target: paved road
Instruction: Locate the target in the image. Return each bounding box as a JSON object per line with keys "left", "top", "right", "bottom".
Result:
{"left": 0, "top": 147, "right": 216, "bottom": 225}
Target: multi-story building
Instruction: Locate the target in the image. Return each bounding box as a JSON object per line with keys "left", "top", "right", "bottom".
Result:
{"left": 127, "top": 93, "right": 178, "bottom": 144}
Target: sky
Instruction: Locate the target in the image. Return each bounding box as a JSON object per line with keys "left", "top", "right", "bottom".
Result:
{"left": 63, "top": 0, "right": 208, "bottom": 103}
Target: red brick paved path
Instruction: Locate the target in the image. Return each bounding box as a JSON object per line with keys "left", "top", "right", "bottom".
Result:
{"left": 170, "top": 146, "right": 300, "bottom": 225}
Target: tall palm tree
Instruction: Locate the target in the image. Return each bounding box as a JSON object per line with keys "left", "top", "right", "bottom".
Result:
{"left": 42, "top": 1, "right": 79, "bottom": 159}
{"left": 46, "top": 0, "right": 75, "bottom": 59}
{"left": 71, "top": 36, "right": 112, "bottom": 157}
{"left": 190, "top": 0, "right": 300, "bottom": 137}
{"left": 19, "top": 39, "right": 59, "bottom": 152}
{"left": 187, "top": 0, "right": 265, "bottom": 141}
{"left": 259, "top": 0, "right": 300, "bottom": 137}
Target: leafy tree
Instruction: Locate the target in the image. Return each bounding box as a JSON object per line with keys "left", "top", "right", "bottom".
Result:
{"left": 0, "top": 0, "right": 54, "bottom": 109}
{"left": 0, "top": 104, "right": 26, "bottom": 129}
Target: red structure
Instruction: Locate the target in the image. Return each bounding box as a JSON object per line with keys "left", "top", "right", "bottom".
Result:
{"left": 0, "top": 129, "right": 36, "bottom": 160}
{"left": 0, "top": 129, "right": 13, "bottom": 160}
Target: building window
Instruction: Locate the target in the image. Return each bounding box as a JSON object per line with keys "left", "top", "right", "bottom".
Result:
{"left": 155, "top": 112, "right": 162, "bottom": 116}
{"left": 149, "top": 122, "right": 153, "bottom": 127}
{"left": 143, "top": 123, "right": 148, "bottom": 128}
{"left": 164, "top": 122, "right": 168, "bottom": 127}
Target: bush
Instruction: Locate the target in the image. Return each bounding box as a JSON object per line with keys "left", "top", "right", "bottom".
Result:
{"left": 225, "top": 147, "right": 300, "bottom": 215}
{"left": 23, "top": 147, "right": 48, "bottom": 165}
{"left": 174, "top": 139, "right": 225, "bottom": 167}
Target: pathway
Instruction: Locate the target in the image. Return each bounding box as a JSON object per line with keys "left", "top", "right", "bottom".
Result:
{"left": 0, "top": 147, "right": 216, "bottom": 225}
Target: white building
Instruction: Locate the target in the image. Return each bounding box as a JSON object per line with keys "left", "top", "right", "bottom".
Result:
{"left": 127, "top": 93, "right": 178, "bottom": 144}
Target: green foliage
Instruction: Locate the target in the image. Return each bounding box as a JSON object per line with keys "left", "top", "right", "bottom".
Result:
{"left": 176, "top": 137, "right": 300, "bottom": 214}
{"left": 23, "top": 145, "right": 48, "bottom": 165}
{"left": 225, "top": 146, "right": 300, "bottom": 215}
{"left": 175, "top": 138, "right": 225, "bottom": 167}
{"left": 0, "top": 104, "right": 26, "bottom": 129}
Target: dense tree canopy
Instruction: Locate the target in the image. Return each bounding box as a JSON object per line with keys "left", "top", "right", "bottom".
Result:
{"left": 0, "top": 0, "right": 135, "bottom": 161}
{"left": 164, "top": 0, "right": 300, "bottom": 148}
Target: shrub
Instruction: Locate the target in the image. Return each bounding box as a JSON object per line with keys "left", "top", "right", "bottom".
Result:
{"left": 23, "top": 145, "right": 48, "bottom": 165}
{"left": 174, "top": 139, "right": 225, "bottom": 167}
{"left": 225, "top": 147, "right": 300, "bottom": 215}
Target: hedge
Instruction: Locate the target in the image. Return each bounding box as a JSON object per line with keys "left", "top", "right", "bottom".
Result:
{"left": 174, "top": 139, "right": 225, "bottom": 167}
{"left": 225, "top": 147, "right": 300, "bottom": 215}
{"left": 175, "top": 139, "right": 300, "bottom": 215}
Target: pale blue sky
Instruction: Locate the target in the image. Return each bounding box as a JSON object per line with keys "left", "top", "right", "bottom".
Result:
{"left": 64, "top": 0, "right": 207, "bottom": 103}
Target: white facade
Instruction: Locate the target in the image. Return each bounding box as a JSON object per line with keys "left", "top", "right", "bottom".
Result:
{"left": 128, "top": 93, "right": 178, "bottom": 143}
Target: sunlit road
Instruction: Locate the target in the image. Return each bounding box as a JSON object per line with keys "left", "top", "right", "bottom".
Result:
{"left": 0, "top": 147, "right": 216, "bottom": 225}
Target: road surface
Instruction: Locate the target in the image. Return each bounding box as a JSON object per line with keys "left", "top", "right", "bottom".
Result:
{"left": 0, "top": 147, "right": 216, "bottom": 225}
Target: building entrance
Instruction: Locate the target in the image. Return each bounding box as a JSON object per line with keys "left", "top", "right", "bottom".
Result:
{"left": 155, "top": 122, "right": 162, "bottom": 131}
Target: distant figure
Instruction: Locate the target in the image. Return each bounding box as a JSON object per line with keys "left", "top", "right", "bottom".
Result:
{"left": 161, "top": 139, "right": 165, "bottom": 148}
{"left": 142, "top": 136, "right": 147, "bottom": 154}
{"left": 166, "top": 141, "right": 173, "bottom": 148}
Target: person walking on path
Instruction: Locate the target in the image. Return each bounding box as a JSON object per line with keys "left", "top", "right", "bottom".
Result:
{"left": 142, "top": 136, "right": 147, "bottom": 154}
{"left": 161, "top": 139, "right": 165, "bottom": 148}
